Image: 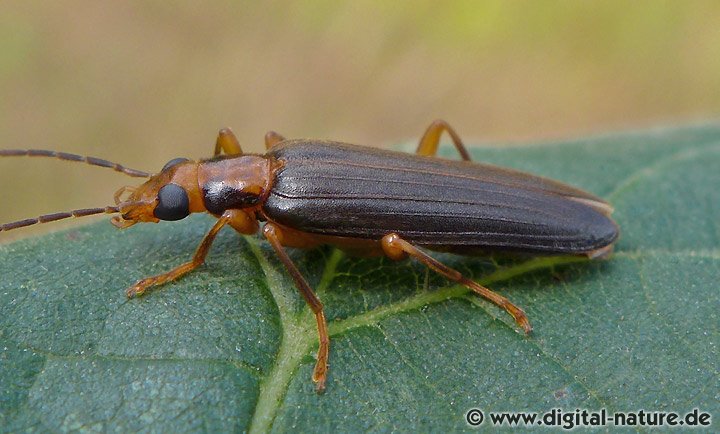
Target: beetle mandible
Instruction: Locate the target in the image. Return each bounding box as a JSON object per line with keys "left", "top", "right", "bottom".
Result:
{"left": 0, "top": 120, "right": 619, "bottom": 392}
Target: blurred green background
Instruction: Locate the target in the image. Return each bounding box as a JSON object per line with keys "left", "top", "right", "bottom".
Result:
{"left": 1, "top": 1, "right": 720, "bottom": 241}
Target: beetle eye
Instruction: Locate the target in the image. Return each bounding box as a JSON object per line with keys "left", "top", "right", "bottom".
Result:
{"left": 162, "top": 157, "right": 189, "bottom": 172}
{"left": 154, "top": 184, "right": 190, "bottom": 221}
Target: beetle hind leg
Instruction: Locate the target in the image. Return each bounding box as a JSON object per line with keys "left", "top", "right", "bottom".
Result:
{"left": 416, "top": 119, "right": 472, "bottom": 161}
{"left": 381, "top": 233, "right": 532, "bottom": 334}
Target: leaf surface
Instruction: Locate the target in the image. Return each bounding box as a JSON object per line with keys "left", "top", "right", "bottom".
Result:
{"left": 1, "top": 125, "right": 718, "bottom": 432}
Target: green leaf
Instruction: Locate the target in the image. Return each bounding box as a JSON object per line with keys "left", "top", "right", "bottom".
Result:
{"left": 1, "top": 125, "right": 718, "bottom": 432}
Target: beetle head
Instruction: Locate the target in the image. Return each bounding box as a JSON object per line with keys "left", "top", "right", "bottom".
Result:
{"left": 112, "top": 158, "right": 204, "bottom": 228}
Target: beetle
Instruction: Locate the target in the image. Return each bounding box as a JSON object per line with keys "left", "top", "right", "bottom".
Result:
{"left": 0, "top": 120, "right": 619, "bottom": 392}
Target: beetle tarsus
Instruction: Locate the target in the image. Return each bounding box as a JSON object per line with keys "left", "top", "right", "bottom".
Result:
{"left": 126, "top": 284, "right": 146, "bottom": 298}
{"left": 311, "top": 309, "right": 330, "bottom": 394}
{"left": 502, "top": 302, "right": 532, "bottom": 334}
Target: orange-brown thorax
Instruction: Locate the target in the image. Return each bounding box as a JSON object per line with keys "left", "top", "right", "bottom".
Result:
{"left": 197, "top": 155, "right": 272, "bottom": 214}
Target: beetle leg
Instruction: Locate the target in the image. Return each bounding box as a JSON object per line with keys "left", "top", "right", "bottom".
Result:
{"left": 214, "top": 128, "right": 243, "bottom": 156}
{"left": 264, "top": 131, "right": 286, "bottom": 149}
{"left": 126, "top": 212, "right": 232, "bottom": 298}
{"left": 263, "top": 222, "right": 330, "bottom": 393}
{"left": 416, "top": 119, "right": 472, "bottom": 161}
{"left": 381, "top": 233, "right": 532, "bottom": 334}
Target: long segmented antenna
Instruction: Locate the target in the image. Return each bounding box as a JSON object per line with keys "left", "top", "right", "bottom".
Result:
{"left": 0, "top": 149, "right": 150, "bottom": 178}
{"left": 0, "top": 206, "right": 120, "bottom": 232}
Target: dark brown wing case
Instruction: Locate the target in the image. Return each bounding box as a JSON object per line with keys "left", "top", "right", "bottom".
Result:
{"left": 263, "top": 140, "right": 618, "bottom": 254}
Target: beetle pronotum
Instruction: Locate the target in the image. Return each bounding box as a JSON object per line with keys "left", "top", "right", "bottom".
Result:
{"left": 0, "top": 120, "right": 618, "bottom": 392}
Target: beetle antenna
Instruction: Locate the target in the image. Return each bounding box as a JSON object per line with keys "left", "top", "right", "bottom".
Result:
{"left": 0, "top": 149, "right": 150, "bottom": 178}
{"left": 0, "top": 206, "right": 120, "bottom": 232}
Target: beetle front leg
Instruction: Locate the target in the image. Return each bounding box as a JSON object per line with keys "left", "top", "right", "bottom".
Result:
{"left": 263, "top": 222, "right": 330, "bottom": 393}
{"left": 126, "top": 212, "right": 232, "bottom": 298}
{"left": 214, "top": 128, "right": 243, "bottom": 156}
{"left": 381, "top": 233, "right": 532, "bottom": 334}
{"left": 416, "top": 119, "right": 472, "bottom": 161}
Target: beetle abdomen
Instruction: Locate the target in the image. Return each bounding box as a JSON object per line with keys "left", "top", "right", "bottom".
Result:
{"left": 263, "top": 141, "right": 618, "bottom": 254}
